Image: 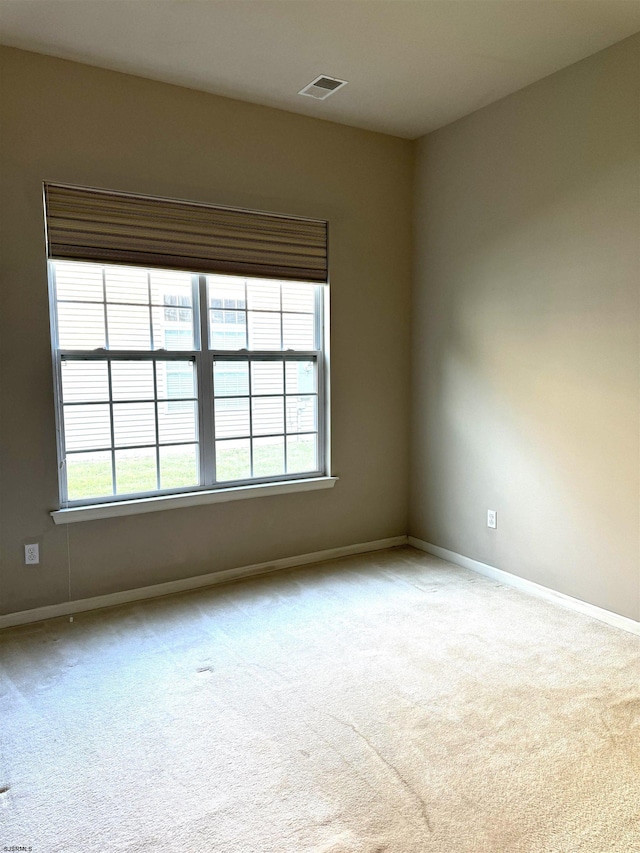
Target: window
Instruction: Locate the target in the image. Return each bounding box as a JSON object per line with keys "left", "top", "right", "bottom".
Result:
{"left": 44, "top": 183, "right": 329, "bottom": 511}
{"left": 50, "top": 261, "right": 326, "bottom": 506}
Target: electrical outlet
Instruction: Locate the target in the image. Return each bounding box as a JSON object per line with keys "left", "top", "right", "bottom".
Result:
{"left": 487, "top": 510, "right": 497, "bottom": 530}
{"left": 24, "top": 544, "right": 39, "bottom": 564}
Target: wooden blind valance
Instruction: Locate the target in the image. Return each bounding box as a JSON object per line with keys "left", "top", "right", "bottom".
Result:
{"left": 44, "top": 183, "right": 328, "bottom": 283}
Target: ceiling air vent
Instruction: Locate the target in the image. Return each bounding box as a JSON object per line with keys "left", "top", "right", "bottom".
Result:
{"left": 298, "top": 75, "right": 348, "bottom": 100}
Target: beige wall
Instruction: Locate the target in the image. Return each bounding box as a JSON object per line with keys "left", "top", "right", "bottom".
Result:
{"left": 0, "top": 47, "right": 413, "bottom": 616}
{"left": 411, "top": 34, "right": 640, "bottom": 620}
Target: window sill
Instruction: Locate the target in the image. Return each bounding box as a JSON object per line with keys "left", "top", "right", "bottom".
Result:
{"left": 51, "top": 476, "right": 339, "bottom": 525}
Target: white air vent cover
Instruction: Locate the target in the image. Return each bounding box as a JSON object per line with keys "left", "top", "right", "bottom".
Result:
{"left": 298, "top": 75, "right": 348, "bottom": 100}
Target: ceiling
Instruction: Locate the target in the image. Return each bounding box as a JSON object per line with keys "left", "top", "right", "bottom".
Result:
{"left": 1, "top": 1, "right": 638, "bottom": 139}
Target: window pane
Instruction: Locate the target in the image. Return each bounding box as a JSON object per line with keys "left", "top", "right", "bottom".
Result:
{"left": 64, "top": 404, "right": 111, "bottom": 451}
{"left": 285, "top": 360, "right": 316, "bottom": 394}
{"left": 251, "top": 361, "right": 283, "bottom": 395}
{"left": 57, "top": 303, "right": 106, "bottom": 349}
{"left": 105, "top": 266, "right": 149, "bottom": 304}
{"left": 158, "top": 400, "right": 197, "bottom": 444}
{"left": 152, "top": 308, "right": 194, "bottom": 351}
{"left": 160, "top": 444, "right": 198, "bottom": 489}
{"left": 207, "top": 276, "right": 246, "bottom": 309}
{"left": 247, "top": 312, "right": 280, "bottom": 350}
{"left": 253, "top": 436, "right": 284, "bottom": 478}
{"left": 107, "top": 305, "right": 151, "bottom": 349}
{"left": 209, "top": 309, "right": 247, "bottom": 350}
{"left": 286, "top": 395, "right": 317, "bottom": 433}
{"left": 115, "top": 447, "right": 157, "bottom": 494}
{"left": 113, "top": 402, "right": 156, "bottom": 447}
{"left": 214, "top": 398, "right": 250, "bottom": 438}
{"left": 252, "top": 396, "right": 284, "bottom": 436}
{"left": 150, "top": 270, "right": 193, "bottom": 306}
{"left": 216, "top": 438, "right": 250, "bottom": 481}
{"left": 247, "top": 280, "right": 280, "bottom": 311}
{"left": 283, "top": 313, "right": 314, "bottom": 350}
{"left": 67, "top": 451, "right": 113, "bottom": 500}
{"left": 61, "top": 361, "right": 109, "bottom": 403}
{"left": 286, "top": 434, "right": 317, "bottom": 473}
{"left": 111, "top": 361, "right": 154, "bottom": 401}
{"left": 214, "top": 361, "right": 249, "bottom": 397}
{"left": 55, "top": 262, "right": 104, "bottom": 302}
{"left": 157, "top": 360, "right": 196, "bottom": 401}
{"left": 281, "top": 283, "right": 315, "bottom": 313}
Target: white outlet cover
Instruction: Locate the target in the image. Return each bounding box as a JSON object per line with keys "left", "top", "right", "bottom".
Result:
{"left": 24, "top": 543, "right": 39, "bottom": 564}
{"left": 487, "top": 510, "right": 497, "bottom": 529}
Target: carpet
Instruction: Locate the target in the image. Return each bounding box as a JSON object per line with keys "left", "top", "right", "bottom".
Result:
{"left": 0, "top": 546, "right": 638, "bottom": 852}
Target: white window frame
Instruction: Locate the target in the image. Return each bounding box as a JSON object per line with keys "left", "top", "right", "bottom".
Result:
{"left": 48, "top": 264, "right": 333, "bottom": 518}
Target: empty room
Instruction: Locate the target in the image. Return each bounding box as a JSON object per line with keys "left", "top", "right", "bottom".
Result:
{"left": 0, "top": 1, "right": 639, "bottom": 851}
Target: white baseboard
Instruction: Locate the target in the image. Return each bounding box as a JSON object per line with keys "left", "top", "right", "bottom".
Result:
{"left": 408, "top": 537, "right": 640, "bottom": 637}
{"left": 5, "top": 533, "right": 637, "bottom": 638}
{"left": 0, "top": 536, "right": 408, "bottom": 630}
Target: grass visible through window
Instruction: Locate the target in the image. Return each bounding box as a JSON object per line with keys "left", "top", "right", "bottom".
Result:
{"left": 66, "top": 442, "right": 316, "bottom": 500}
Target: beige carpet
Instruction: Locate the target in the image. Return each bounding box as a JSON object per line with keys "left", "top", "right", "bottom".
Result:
{"left": 1, "top": 546, "right": 639, "bottom": 852}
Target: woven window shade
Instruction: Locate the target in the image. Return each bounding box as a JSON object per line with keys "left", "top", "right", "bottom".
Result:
{"left": 44, "top": 184, "right": 328, "bottom": 283}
